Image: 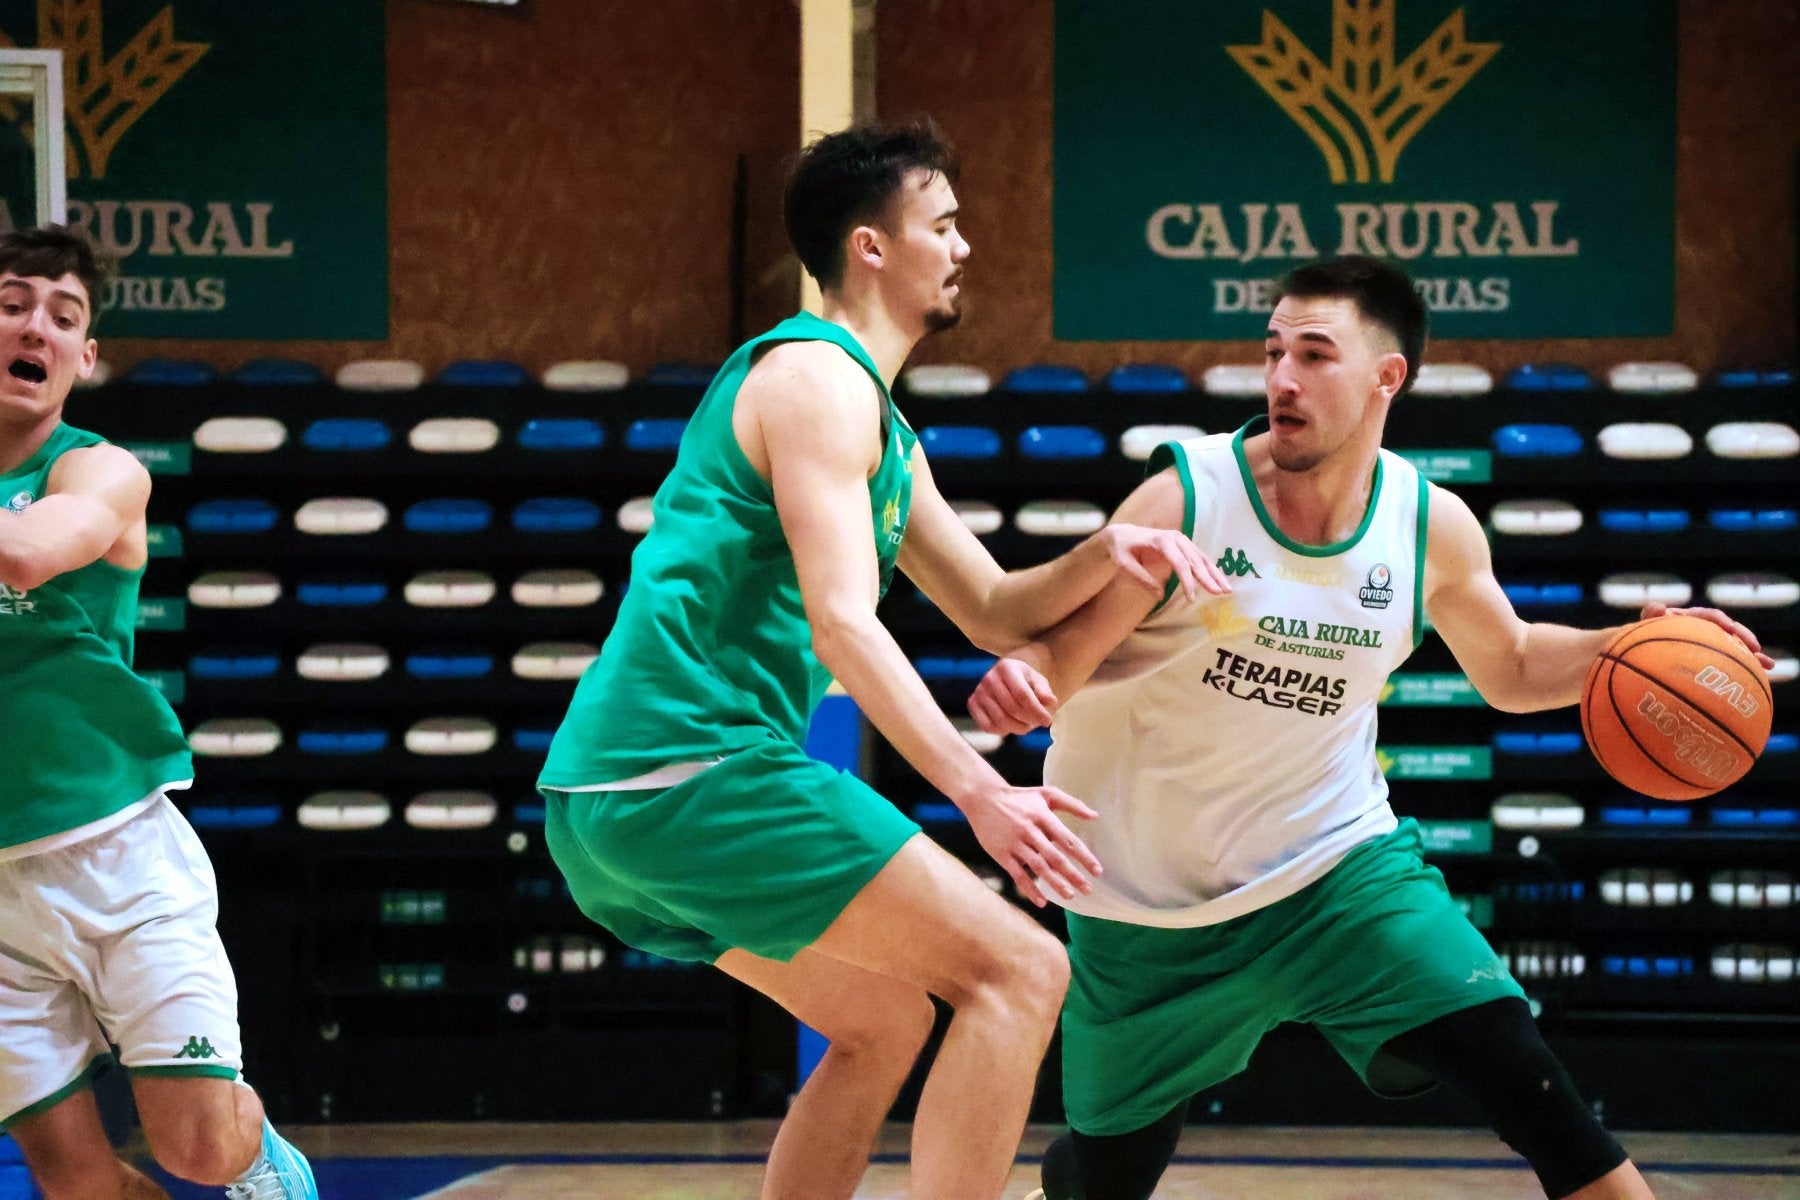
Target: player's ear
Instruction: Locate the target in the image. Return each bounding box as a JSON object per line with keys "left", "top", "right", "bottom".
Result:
{"left": 1375, "top": 350, "right": 1408, "bottom": 402}
{"left": 847, "top": 224, "right": 884, "bottom": 272}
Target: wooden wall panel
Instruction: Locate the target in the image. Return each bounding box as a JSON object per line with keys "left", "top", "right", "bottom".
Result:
{"left": 102, "top": 0, "right": 800, "bottom": 378}
{"left": 97, "top": 0, "right": 1794, "bottom": 380}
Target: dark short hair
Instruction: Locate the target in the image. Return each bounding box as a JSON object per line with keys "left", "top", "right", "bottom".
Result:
{"left": 784, "top": 119, "right": 960, "bottom": 290}
{"left": 0, "top": 224, "right": 114, "bottom": 333}
{"left": 1275, "top": 256, "right": 1427, "bottom": 397}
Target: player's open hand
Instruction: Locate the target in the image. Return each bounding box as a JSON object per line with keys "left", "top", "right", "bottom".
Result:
{"left": 1641, "top": 602, "right": 1776, "bottom": 671}
{"left": 960, "top": 782, "right": 1101, "bottom": 907}
{"left": 968, "top": 657, "right": 1058, "bottom": 735}
{"left": 1104, "top": 524, "right": 1230, "bottom": 602}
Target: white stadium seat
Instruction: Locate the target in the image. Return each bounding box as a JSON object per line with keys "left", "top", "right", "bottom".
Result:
{"left": 194, "top": 417, "right": 288, "bottom": 453}
{"left": 296, "top": 643, "right": 390, "bottom": 681}
{"left": 190, "top": 718, "right": 282, "bottom": 757}
{"left": 405, "top": 571, "right": 497, "bottom": 608}
{"left": 335, "top": 359, "right": 424, "bottom": 391}
{"left": 542, "top": 359, "right": 629, "bottom": 392}
{"left": 511, "top": 570, "right": 604, "bottom": 608}
{"left": 188, "top": 571, "right": 282, "bottom": 609}
{"left": 295, "top": 497, "right": 389, "bottom": 535}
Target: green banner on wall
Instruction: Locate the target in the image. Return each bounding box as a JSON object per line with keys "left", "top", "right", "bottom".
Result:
{"left": 1054, "top": 0, "right": 1674, "bottom": 339}
{"left": 0, "top": 0, "right": 386, "bottom": 338}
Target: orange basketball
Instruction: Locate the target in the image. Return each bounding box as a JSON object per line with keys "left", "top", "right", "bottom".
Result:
{"left": 1581, "top": 615, "right": 1773, "bottom": 801}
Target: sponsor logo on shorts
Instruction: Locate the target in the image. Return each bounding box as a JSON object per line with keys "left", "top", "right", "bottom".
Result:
{"left": 174, "top": 1035, "right": 219, "bottom": 1060}
{"left": 1467, "top": 960, "right": 1510, "bottom": 985}
{"left": 1359, "top": 562, "right": 1394, "bottom": 609}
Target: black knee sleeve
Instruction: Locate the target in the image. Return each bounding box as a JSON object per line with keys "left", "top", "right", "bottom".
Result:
{"left": 1042, "top": 1101, "right": 1186, "bottom": 1200}
{"left": 1383, "top": 998, "right": 1628, "bottom": 1199}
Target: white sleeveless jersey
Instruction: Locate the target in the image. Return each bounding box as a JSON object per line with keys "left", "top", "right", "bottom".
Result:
{"left": 1047, "top": 418, "right": 1428, "bottom": 927}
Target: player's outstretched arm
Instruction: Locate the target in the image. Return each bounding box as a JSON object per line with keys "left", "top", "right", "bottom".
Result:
{"left": 969, "top": 469, "right": 1213, "bottom": 733}
{"left": 0, "top": 443, "right": 148, "bottom": 591}
{"left": 1425, "top": 486, "right": 1772, "bottom": 713}
{"left": 898, "top": 451, "right": 1224, "bottom": 653}
{"left": 746, "top": 348, "right": 1102, "bottom": 904}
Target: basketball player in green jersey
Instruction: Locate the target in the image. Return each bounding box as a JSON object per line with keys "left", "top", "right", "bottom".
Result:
{"left": 0, "top": 227, "right": 315, "bottom": 1200}
{"left": 539, "top": 122, "right": 1223, "bottom": 1199}
{"left": 968, "top": 258, "right": 1772, "bottom": 1200}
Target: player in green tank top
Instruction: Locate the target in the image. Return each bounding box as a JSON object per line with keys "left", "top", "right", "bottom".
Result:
{"left": 539, "top": 124, "right": 1217, "bottom": 1199}
{"left": 0, "top": 228, "right": 314, "bottom": 1200}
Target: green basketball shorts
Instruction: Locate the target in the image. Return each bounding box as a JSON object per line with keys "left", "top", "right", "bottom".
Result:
{"left": 543, "top": 739, "right": 921, "bottom": 964}
{"left": 1062, "top": 819, "right": 1524, "bottom": 1136}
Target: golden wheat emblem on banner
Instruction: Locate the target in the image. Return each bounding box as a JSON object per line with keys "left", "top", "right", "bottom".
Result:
{"left": 0, "top": 0, "right": 209, "bottom": 180}
{"left": 1228, "top": 0, "right": 1498, "bottom": 184}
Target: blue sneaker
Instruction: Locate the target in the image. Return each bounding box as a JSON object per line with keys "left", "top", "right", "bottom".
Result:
{"left": 225, "top": 1119, "right": 317, "bottom": 1199}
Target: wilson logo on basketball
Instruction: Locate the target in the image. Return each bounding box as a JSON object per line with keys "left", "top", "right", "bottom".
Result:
{"left": 1693, "top": 665, "right": 1760, "bottom": 718}
{"left": 1634, "top": 692, "right": 1736, "bottom": 782}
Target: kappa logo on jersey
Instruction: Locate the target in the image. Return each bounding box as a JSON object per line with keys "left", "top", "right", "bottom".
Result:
{"left": 1360, "top": 562, "right": 1395, "bottom": 609}
{"left": 1216, "top": 547, "right": 1261, "bottom": 578}
{"left": 6, "top": 490, "right": 32, "bottom": 512}
{"left": 174, "top": 1035, "right": 219, "bottom": 1060}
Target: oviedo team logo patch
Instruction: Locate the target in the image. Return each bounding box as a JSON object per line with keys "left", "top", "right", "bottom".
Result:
{"left": 1360, "top": 562, "right": 1394, "bottom": 609}
{"left": 7, "top": 490, "right": 34, "bottom": 513}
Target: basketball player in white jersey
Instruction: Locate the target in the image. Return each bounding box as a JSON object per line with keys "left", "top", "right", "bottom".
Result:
{"left": 968, "top": 257, "right": 1772, "bottom": 1200}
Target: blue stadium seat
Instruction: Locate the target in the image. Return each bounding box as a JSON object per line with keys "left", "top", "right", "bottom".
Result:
{"left": 1001, "top": 364, "right": 1088, "bottom": 392}
{"left": 513, "top": 498, "right": 601, "bottom": 533}
{"left": 1503, "top": 364, "right": 1594, "bottom": 391}
{"left": 1493, "top": 731, "right": 1584, "bottom": 755}
{"left": 518, "top": 419, "right": 605, "bottom": 452}
{"left": 297, "top": 725, "right": 389, "bottom": 755}
{"left": 914, "top": 655, "right": 997, "bottom": 680}
{"left": 123, "top": 359, "right": 217, "bottom": 386}
{"left": 1492, "top": 424, "right": 1584, "bottom": 458}
{"left": 1598, "top": 508, "right": 1690, "bottom": 534}
{"left": 437, "top": 359, "right": 530, "bottom": 387}
{"left": 625, "top": 419, "right": 687, "bottom": 451}
{"left": 296, "top": 575, "right": 388, "bottom": 607}
{"left": 643, "top": 362, "right": 718, "bottom": 387}
{"left": 1501, "top": 582, "right": 1584, "bottom": 607}
{"left": 406, "top": 649, "right": 495, "bottom": 679}
{"left": 913, "top": 802, "right": 965, "bottom": 825}
{"left": 186, "top": 805, "right": 281, "bottom": 829}
{"left": 189, "top": 649, "right": 281, "bottom": 680}
{"left": 1712, "top": 367, "right": 1794, "bottom": 389}
{"left": 302, "top": 418, "right": 392, "bottom": 452}
{"left": 232, "top": 358, "right": 326, "bottom": 386}
{"left": 513, "top": 727, "right": 557, "bottom": 753}
{"left": 1601, "top": 806, "right": 1692, "bottom": 828}
{"left": 187, "top": 499, "right": 279, "bottom": 534}
{"left": 1766, "top": 733, "right": 1798, "bottom": 755}
{"left": 1019, "top": 425, "right": 1106, "bottom": 460}
{"left": 919, "top": 426, "right": 1001, "bottom": 459}
{"left": 1708, "top": 508, "right": 1797, "bottom": 532}
{"left": 404, "top": 499, "right": 493, "bottom": 534}
{"left": 1104, "top": 363, "right": 1188, "bottom": 392}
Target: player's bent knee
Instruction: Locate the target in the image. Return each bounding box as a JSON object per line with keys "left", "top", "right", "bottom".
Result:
{"left": 146, "top": 1122, "right": 248, "bottom": 1186}
{"left": 820, "top": 985, "right": 937, "bottom": 1059}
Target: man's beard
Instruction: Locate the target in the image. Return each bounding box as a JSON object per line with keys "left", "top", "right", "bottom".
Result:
{"left": 923, "top": 297, "right": 963, "bottom": 334}
{"left": 1269, "top": 439, "right": 1326, "bottom": 473}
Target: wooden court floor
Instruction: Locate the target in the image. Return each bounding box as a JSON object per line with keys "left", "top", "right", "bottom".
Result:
{"left": 275, "top": 1121, "right": 1800, "bottom": 1199}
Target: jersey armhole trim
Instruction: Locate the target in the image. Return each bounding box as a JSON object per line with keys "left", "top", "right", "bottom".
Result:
{"left": 1413, "top": 471, "right": 1430, "bottom": 648}
{"left": 1146, "top": 441, "right": 1197, "bottom": 617}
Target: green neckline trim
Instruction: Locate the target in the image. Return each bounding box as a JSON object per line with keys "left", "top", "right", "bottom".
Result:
{"left": 1231, "top": 416, "right": 1384, "bottom": 558}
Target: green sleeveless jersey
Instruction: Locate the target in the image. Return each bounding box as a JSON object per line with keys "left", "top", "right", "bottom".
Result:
{"left": 0, "top": 424, "right": 192, "bottom": 850}
{"left": 540, "top": 313, "right": 917, "bottom": 787}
